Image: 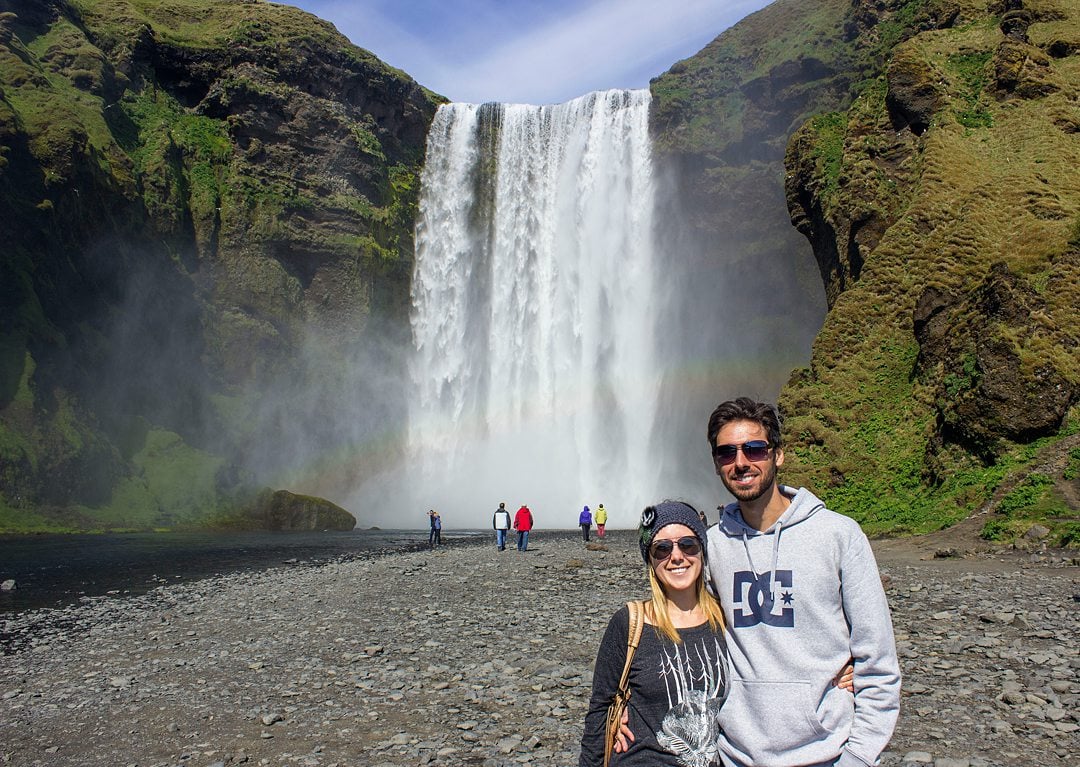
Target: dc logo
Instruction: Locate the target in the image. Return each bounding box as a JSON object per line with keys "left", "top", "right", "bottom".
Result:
{"left": 732, "top": 570, "right": 794, "bottom": 628}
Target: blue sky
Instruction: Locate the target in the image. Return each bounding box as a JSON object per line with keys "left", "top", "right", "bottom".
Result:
{"left": 284, "top": 0, "right": 772, "bottom": 105}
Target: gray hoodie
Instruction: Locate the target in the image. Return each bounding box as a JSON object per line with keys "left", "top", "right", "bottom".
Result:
{"left": 706, "top": 486, "right": 900, "bottom": 767}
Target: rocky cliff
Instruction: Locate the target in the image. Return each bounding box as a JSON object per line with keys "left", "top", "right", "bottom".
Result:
{"left": 651, "top": 0, "right": 1078, "bottom": 543}
{"left": 0, "top": 0, "right": 441, "bottom": 530}
{"left": 3, "top": 0, "right": 1076, "bottom": 541}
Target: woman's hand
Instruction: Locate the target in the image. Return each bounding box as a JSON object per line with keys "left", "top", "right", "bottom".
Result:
{"left": 834, "top": 661, "right": 855, "bottom": 692}
{"left": 614, "top": 706, "right": 635, "bottom": 753}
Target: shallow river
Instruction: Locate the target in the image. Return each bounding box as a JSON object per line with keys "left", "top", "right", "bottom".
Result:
{"left": 0, "top": 527, "right": 490, "bottom": 614}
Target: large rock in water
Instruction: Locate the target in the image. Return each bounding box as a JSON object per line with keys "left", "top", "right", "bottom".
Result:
{"left": 241, "top": 490, "right": 356, "bottom": 532}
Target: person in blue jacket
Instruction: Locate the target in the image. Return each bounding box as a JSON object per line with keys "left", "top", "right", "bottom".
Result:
{"left": 579, "top": 505, "right": 593, "bottom": 542}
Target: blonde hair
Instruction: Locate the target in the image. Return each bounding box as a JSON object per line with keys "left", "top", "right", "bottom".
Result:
{"left": 645, "top": 568, "right": 725, "bottom": 644}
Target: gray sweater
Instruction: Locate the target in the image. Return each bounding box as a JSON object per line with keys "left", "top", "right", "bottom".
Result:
{"left": 707, "top": 486, "right": 901, "bottom": 767}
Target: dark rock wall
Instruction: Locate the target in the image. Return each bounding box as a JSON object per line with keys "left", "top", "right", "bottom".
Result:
{"left": 778, "top": 0, "right": 1079, "bottom": 532}
{"left": 0, "top": 0, "right": 440, "bottom": 529}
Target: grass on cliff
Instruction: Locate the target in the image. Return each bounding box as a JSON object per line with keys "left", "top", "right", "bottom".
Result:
{"left": 650, "top": 0, "right": 856, "bottom": 155}
{"left": 74, "top": 428, "right": 226, "bottom": 530}
{"left": 780, "top": 5, "right": 1080, "bottom": 542}
{"left": 71, "top": 0, "right": 410, "bottom": 78}
{"left": 0, "top": 15, "right": 121, "bottom": 181}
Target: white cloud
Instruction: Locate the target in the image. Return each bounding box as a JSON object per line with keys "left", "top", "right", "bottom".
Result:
{"left": 283, "top": 0, "right": 772, "bottom": 104}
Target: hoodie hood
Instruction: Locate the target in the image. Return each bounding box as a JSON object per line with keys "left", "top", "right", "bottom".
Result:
{"left": 718, "top": 485, "right": 824, "bottom": 537}
{"left": 717, "top": 486, "right": 827, "bottom": 608}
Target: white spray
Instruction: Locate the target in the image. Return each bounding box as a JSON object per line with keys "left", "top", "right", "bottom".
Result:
{"left": 407, "top": 90, "right": 660, "bottom": 527}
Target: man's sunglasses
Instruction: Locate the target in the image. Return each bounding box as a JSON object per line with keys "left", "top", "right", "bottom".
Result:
{"left": 712, "top": 440, "right": 772, "bottom": 465}
{"left": 649, "top": 536, "right": 702, "bottom": 561}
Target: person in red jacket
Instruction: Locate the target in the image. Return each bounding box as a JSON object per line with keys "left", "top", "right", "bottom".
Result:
{"left": 514, "top": 504, "right": 534, "bottom": 551}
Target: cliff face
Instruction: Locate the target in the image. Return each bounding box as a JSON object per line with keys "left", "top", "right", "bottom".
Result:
{"left": 0, "top": 0, "right": 441, "bottom": 530}
{"left": 780, "top": 0, "right": 1079, "bottom": 539}
{"left": 646, "top": 0, "right": 943, "bottom": 493}
{"left": 650, "top": 0, "right": 1077, "bottom": 542}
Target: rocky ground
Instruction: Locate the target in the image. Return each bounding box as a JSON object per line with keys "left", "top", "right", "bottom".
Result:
{"left": 1, "top": 530, "right": 1077, "bottom": 767}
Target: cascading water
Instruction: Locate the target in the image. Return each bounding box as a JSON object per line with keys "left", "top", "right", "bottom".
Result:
{"left": 407, "top": 90, "right": 661, "bottom": 526}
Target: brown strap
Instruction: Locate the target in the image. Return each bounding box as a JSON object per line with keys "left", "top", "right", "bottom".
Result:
{"left": 620, "top": 600, "right": 646, "bottom": 684}
{"left": 603, "top": 600, "right": 647, "bottom": 767}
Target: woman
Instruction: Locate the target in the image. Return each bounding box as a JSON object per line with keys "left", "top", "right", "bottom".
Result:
{"left": 580, "top": 505, "right": 593, "bottom": 542}
{"left": 580, "top": 500, "right": 728, "bottom": 767}
{"left": 580, "top": 501, "right": 852, "bottom": 766}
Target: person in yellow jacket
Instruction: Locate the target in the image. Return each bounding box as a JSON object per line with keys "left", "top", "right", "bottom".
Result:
{"left": 594, "top": 503, "right": 608, "bottom": 538}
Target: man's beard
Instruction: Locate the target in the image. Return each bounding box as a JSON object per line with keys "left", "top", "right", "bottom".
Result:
{"left": 721, "top": 459, "right": 777, "bottom": 503}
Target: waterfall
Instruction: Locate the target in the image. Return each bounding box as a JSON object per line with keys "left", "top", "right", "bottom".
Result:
{"left": 407, "top": 90, "right": 661, "bottom": 526}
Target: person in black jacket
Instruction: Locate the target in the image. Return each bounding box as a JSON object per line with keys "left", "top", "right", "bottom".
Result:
{"left": 580, "top": 501, "right": 727, "bottom": 767}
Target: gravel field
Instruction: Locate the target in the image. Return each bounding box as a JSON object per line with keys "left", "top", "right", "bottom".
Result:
{"left": 1, "top": 530, "right": 1077, "bottom": 767}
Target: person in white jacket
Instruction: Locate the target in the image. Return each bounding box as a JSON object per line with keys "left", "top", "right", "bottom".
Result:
{"left": 705, "top": 396, "right": 900, "bottom": 767}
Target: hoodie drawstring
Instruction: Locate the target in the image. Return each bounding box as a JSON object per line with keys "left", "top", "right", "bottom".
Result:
{"left": 741, "top": 520, "right": 783, "bottom": 604}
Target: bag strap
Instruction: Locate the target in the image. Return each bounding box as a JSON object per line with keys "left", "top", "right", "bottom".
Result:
{"left": 622, "top": 600, "right": 645, "bottom": 675}
{"left": 603, "top": 600, "right": 647, "bottom": 767}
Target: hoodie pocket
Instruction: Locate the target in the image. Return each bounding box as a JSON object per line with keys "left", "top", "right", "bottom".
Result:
{"left": 718, "top": 679, "right": 831, "bottom": 762}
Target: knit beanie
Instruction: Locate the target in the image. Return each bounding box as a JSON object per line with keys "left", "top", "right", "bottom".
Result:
{"left": 638, "top": 500, "right": 708, "bottom": 564}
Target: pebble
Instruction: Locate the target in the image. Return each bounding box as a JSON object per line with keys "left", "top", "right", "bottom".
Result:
{"left": 0, "top": 531, "right": 1076, "bottom": 766}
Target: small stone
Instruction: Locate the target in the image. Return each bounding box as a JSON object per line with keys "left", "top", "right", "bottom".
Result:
{"left": 902, "top": 751, "right": 933, "bottom": 763}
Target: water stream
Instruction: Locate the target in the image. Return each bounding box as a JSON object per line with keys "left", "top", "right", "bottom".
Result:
{"left": 407, "top": 90, "right": 660, "bottom": 526}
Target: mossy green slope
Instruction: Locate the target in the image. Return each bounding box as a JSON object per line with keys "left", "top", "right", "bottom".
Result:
{"left": 0, "top": 0, "right": 442, "bottom": 531}
{"left": 780, "top": 0, "right": 1079, "bottom": 543}
{"left": 645, "top": 0, "right": 956, "bottom": 490}
{"left": 649, "top": 0, "right": 1077, "bottom": 545}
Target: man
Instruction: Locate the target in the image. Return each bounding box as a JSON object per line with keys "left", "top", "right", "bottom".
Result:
{"left": 426, "top": 509, "right": 441, "bottom": 548}
{"left": 705, "top": 396, "right": 900, "bottom": 767}
{"left": 493, "top": 502, "right": 511, "bottom": 551}
{"left": 514, "top": 504, "right": 534, "bottom": 551}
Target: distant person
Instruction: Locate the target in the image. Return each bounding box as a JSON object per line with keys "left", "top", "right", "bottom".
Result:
{"left": 702, "top": 396, "right": 900, "bottom": 767}
{"left": 514, "top": 504, "right": 534, "bottom": 551}
{"left": 579, "top": 505, "right": 592, "bottom": 542}
{"left": 493, "top": 502, "right": 511, "bottom": 551}
{"left": 427, "top": 509, "right": 441, "bottom": 548}
{"left": 594, "top": 503, "right": 608, "bottom": 538}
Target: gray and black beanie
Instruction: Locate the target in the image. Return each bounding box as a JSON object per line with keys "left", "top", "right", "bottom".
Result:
{"left": 638, "top": 500, "right": 709, "bottom": 564}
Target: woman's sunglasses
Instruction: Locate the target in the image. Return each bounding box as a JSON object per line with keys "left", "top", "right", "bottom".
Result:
{"left": 649, "top": 536, "right": 702, "bottom": 561}
{"left": 712, "top": 440, "right": 772, "bottom": 465}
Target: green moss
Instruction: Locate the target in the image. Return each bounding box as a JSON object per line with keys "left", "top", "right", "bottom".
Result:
{"left": 0, "top": 498, "right": 65, "bottom": 533}
{"left": 946, "top": 51, "right": 993, "bottom": 129}
{"left": 807, "top": 111, "right": 847, "bottom": 200}
{"left": 981, "top": 471, "right": 1074, "bottom": 544}
{"left": 352, "top": 124, "right": 385, "bottom": 162}
{"left": 1064, "top": 447, "right": 1080, "bottom": 480}
{"left": 82, "top": 428, "right": 225, "bottom": 529}
{"left": 1068, "top": 214, "right": 1080, "bottom": 249}
{"left": 877, "top": 0, "right": 930, "bottom": 52}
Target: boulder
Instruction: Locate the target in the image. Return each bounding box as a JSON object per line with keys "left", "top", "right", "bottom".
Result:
{"left": 886, "top": 47, "right": 944, "bottom": 134}
{"left": 914, "top": 263, "right": 1076, "bottom": 458}
{"left": 235, "top": 489, "right": 356, "bottom": 531}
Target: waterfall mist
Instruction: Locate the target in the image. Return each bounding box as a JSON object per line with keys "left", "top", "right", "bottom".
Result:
{"left": 348, "top": 89, "right": 824, "bottom": 529}
{"left": 402, "top": 91, "right": 660, "bottom": 527}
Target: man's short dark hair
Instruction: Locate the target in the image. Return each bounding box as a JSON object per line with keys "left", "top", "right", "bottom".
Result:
{"left": 706, "top": 397, "right": 783, "bottom": 450}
